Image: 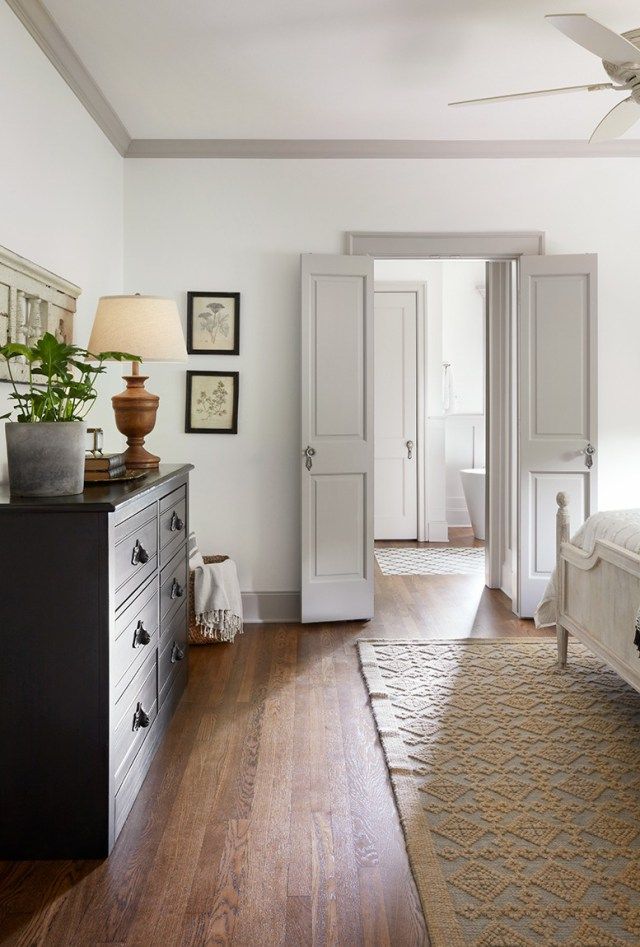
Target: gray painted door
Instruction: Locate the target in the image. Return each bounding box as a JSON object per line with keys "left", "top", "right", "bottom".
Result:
{"left": 518, "top": 254, "right": 597, "bottom": 618}
{"left": 301, "top": 254, "right": 374, "bottom": 622}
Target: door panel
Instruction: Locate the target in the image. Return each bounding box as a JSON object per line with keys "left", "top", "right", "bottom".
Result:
{"left": 374, "top": 291, "right": 418, "bottom": 539}
{"left": 313, "top": 474, "right": 364, "bottom": 578}
{"left": 531, "top": 275, "right": 589, "bottom": 437}
{"left": 313, "top": 276, "right": 365, "bottom": 438}
{"left": 301, "top": 254, "right": 374, "bottom": 623}
{"left": 518, "top": 254, "right": 597, "bottom": 618}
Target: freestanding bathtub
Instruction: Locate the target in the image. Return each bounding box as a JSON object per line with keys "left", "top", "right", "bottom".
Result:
{"left": 459, "top": 468, "right": 485, "bottom": 541}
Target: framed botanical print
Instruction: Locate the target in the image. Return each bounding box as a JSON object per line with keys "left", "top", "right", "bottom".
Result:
{"left": 185, "top": 370, "right": 239, "bottom": 434}
{"left": 187, "top": 291, "right": 240, "bottom": 355}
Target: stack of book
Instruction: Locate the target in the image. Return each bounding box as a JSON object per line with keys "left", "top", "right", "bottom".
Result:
{"left": 85, "top": 452, "right": 127, "bottom": 481}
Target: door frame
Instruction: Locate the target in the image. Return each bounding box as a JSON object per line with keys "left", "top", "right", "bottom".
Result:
{"left": 348, "top": 231, "right": 546, "bottom": 608}
{"left": 374, "top": 281, "right": 428, "bottom": 540}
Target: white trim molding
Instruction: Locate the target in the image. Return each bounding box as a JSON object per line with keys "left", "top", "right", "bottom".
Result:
{"left": 6, "top": 0, "right": 131, "bottom": 156}
{"left": 241, "top": 591, "right": 300, "bottom": 624}
{"left": 126, "top": 139, "right": 640, "bottom": 159}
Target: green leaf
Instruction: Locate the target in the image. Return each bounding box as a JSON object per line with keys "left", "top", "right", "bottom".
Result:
{"left": 0, "top": 342, "right": 37, "bottom": 362}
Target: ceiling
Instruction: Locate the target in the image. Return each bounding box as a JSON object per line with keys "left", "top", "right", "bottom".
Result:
{"left": 37, "top": 0, "right": 640, "bottom": 140}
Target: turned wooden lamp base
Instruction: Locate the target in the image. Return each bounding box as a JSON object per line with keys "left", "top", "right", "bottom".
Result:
{"left": 112, "top": 362, "right": 161, "bottom": 469}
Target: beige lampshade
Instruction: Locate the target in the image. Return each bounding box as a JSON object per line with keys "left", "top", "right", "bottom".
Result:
{"left": 88, "top": 295, "right": 187, "bottom": 362}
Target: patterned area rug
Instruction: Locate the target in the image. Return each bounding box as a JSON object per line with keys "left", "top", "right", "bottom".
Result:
{"left": 375, "top": 546, "right": 485, "bottom": 576}
{"left": 358, "top": 638, "right": 640, "bottom": 947}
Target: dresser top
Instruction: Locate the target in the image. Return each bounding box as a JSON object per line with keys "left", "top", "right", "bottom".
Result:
{"left": 0, "top": 464, "right": 193, "bottom": 512}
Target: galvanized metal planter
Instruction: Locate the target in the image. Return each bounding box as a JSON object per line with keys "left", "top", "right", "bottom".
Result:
{"left": 5, "top": 421, "right": 86, "bottom": 497}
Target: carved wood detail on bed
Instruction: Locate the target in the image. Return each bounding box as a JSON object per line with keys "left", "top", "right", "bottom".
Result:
{"left": 555, "top": 491, "right": 640, "bottom": 693}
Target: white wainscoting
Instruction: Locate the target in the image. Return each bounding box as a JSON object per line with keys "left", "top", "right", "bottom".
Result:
{"left": 444, "top": 414, "right": 485, "bottom": 527}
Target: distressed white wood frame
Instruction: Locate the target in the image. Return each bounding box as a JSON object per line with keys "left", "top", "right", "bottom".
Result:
{"left": 0, "top": 245, "right": 81, "bottom": 384}
{"left": 349, "top": 231, "right": 541, "bottom": 603}
{"left": 555, "top": 494, "right": 640, "bottom": 693}
{"left": 374, "top": 282, "right": 428, "bottom": 541}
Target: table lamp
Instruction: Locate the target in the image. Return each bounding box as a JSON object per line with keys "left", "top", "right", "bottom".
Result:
{"left": 88, "top": 295, "right": 187, "bottom": 469}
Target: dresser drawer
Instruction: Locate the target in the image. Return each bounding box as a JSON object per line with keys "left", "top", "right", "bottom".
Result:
{"left": 159, "top": 603, "right": 187, "bottom": 705}
{"left": 113, "top": 650, "right": 158, "bottom": 790}
{"left": 159, "top": 486, "right": 187, "bottom": 565}
{"left": 113, "top": 578, "right": 159, "bottom": 697}
{"left": 114, "top": 508, "right": 158, "bottom": 609}
{"left": 160, "top": 549, "right": 187, "bottom": 626}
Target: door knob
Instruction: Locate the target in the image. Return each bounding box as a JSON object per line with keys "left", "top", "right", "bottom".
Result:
{"left": 583, "top": 442, "right": 596, "bottom": 469}
{"left": 303, "top": 445, "right": 316, "bottom": 471}
{"left": 406, "top": 440, "right": 414, "bottom": 460}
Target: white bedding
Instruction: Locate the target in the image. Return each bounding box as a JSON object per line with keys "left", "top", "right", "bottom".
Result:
{"left": 534, "top": 509, "right": 640, "bottom": 628}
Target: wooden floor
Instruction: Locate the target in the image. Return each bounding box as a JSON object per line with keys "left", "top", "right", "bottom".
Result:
{"left": 0, "top": 530, "right": 540, "bottom": 947}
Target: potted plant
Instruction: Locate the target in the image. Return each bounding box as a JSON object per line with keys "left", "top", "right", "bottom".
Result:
{"left": 1, "top": 333, "right": 139, "bottom": 497}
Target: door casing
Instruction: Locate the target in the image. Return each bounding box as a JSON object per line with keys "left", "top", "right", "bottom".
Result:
{"left": 347, "top": 231, "right": 548, "bottom": 614}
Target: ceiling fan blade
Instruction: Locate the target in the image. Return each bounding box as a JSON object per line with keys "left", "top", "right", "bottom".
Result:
{"left": 546, "top": 14, "right": 640, "bottom": 65}
{"left": 449, "top": 83, "right": 614, "bottom": 107}
{"left": 590, "top": 95, "right": 640, "bottom": 141}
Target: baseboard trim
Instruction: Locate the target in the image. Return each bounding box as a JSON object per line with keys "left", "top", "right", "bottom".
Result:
{"left": 427, "top": 521, "right": 449, "bottom": 543}
{"left": 242, "top": 591, "right": 300, "bottom": 624}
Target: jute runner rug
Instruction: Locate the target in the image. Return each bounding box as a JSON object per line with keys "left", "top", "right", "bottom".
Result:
{"left": 357, "top": 638, "right": 640, "bottom": 947}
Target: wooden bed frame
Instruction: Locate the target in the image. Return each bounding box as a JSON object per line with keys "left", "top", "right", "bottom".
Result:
{"left": 555, "top": 492, "right": 640, "bottom": 691}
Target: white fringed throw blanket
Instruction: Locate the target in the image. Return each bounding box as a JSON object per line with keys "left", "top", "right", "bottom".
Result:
{"left": 189, "top": 534, "right": 243, "bottom": 642}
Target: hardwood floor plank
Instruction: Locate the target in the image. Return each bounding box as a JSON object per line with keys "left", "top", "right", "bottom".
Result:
{"left": 231, "top": 629, "right": 297, "bottom": 947}
{"left": 181, "top": 818, "right": 250, "bottom": 946}
{"left": 0, "top": 557, "right": 538, "bottom": 946}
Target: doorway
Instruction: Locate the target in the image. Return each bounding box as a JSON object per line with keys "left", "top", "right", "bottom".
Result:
{"left": 373, "top": 259, "right": 493, "bottom": 600}
{"left": 300, "top": 236, "right": 597, "bottom": 625}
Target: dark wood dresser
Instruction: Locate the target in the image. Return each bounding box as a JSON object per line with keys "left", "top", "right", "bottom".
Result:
{"left": 0, "top": 464, "right": 193, "bottom": 859}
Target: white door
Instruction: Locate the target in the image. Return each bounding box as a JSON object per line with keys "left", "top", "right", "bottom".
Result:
{"left": 518, "top": 254, "right": 597, "bottom": 618}
{"left": 301, "top": 254, "right": 374, "bottom": 622}
{"left": 374, "top": 290, "right": 417, "bottom": 539}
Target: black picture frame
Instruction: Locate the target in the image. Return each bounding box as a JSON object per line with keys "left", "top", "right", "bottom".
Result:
{"left": 187, "top": 291, "right": 240, "bottom": 355}
{"left": 185, "top": 370, "right": 239, "bottom": 434}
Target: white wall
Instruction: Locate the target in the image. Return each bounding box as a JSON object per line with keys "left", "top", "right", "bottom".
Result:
{"left": 0, "top": 2, "right": 123, "bottom": 474}
{"left": 124, "top": 157, "right": 640, "bottom": 597}
{"left": 442, "top": 261, "right": 485, "bottom": 416}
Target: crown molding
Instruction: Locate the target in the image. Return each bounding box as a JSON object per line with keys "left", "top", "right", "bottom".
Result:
{"left": 125, "top": 138, "right": 640, "bottom": 159}
{"left": 6, "top": 0, "right": 131, "bottom": 156}
{"left": 8, "top": 2, "right": 640, "bottom": 161}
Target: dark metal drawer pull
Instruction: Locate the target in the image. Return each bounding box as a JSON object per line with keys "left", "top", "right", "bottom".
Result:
{"left": 170, "top": 578, "right": 184, "bottom": 600}
{"left": 132, "top": 702, "right": 150, "bottom": 731}
{"left": 131, "top": 540, "right": 150, "bottom": 566}
{"left": 171, "top": 642, "right": 185, "bottom": 663}
{"left": 132, "top": 620, "right": 151, "bottom": 648}
{"left": 170, "top": 510, "right": 184, "bottom": 532}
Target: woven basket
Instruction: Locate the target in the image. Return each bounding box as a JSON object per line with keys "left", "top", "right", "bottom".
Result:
{"left": 188, "top": 554, "right": 229, "bottom": 644}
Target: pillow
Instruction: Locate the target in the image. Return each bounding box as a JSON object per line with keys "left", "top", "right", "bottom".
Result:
{"left": 188, "top": 531, "right": 205, "bottom": 570}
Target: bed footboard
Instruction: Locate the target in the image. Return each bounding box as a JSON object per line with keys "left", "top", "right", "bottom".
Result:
{"left": 555, "top": 492, "right": 640, "bottom": 693}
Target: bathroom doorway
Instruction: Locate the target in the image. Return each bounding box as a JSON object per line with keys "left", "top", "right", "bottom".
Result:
{"left": 372, "top": 257, "right": 512, "bottom": 604}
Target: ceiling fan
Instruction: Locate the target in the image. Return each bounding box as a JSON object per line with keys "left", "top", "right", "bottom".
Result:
{"left": 449, "top": 14, "right": 640, "bottom": 142}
